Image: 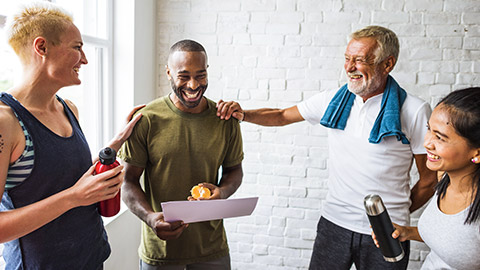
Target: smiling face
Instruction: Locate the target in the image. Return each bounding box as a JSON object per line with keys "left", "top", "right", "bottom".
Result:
{"left": 424, "top": 105, "right": 479, "bottom": 178}
{"left": 45, "top": 23, "right": 88, "bottom": 87}
{"left": 166, "top": 51, "right": 208, "bottom": 113}
{"left": 344, "top": 37, "right": 391, "bottom": 101}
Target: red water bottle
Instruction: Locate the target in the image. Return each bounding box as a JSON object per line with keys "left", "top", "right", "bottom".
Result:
{"left": 95, "top": 147, "right": 121, "bottom": 217}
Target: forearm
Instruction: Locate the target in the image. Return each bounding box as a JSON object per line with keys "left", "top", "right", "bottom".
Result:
{"left": 0, "top": 189, "right": 76, "bottom": 243}
{"left": 121, "top": 181, "right": 155, "bottom": 225}
{"left": 404, "top": 226, "right": 423, "bottom": 242}
{"left": 244, "top": 107, "right": 302, "bottom": 126}
{"left": 410, "top": 182, "right": 436, "bottom": 212}
{"left": 106, "top": 137, "right": 123, "bottom": 153}
{"left": 218, "top": 164, "right": 243, "bottom": 199}
{"left": 410, "top": 154, "right": 437, "bottom": 212}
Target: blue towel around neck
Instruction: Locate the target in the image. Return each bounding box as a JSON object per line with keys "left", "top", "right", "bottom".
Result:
{"left": 320, "top": 75, "right": 410, "bottom": 144}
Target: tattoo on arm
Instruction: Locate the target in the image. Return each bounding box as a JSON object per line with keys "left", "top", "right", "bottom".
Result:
{"left": 0, "top": 134, "right": 4, "bottom": 153}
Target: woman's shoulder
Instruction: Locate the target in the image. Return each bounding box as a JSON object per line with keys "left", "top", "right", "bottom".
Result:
{"left": 0, "top": 100, "right": 26, "bottom": 162}
{"left": 62, "top": 98, "right": 80, "bottom": 119}
{"left": 0, "top": 100, "right": 19, "bottom": 129}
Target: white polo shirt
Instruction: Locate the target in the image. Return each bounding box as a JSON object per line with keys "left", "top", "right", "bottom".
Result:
{"left": 297, "top": 88, "right": 431, "bottom": 234}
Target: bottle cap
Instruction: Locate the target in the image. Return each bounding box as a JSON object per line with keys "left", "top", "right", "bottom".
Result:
{"left": 364, "top": 194, "right": 386, "bottom": 216}
{"left": 99, "top": 147, "right": 117, "bottom": 165}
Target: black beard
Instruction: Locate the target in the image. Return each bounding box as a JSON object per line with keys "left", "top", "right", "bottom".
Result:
{"left": 171, "top": 81, "right": 208, "bottom": 109}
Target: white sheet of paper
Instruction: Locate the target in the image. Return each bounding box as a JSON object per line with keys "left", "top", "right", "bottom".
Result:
{"left": 161, "top": 197, "right": 259, "bottom": 223}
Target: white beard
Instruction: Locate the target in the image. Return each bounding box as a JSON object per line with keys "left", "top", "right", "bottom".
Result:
{"left": 347, "top": 70, "right": 384, "bottom": 98}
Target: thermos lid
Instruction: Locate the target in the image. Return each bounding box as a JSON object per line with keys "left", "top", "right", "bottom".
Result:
{"left": 99, "top": 147, "right": 117, "bottom": 165}
{"left": 364, "top": 194, "right": 386, "bottom": 216}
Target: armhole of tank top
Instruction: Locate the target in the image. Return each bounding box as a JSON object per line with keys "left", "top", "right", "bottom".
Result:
{"left": 9, "top": 111, "right": 34, "bottom": 167}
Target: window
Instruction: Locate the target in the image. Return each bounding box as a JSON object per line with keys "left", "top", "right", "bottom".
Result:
{"left": 0, "top": 0, "right": 113, "bottom": 153}
{"left": 54, "top": 0, "right": 113, "bottom": 153}
{"left": 0, "top": 12, "right": 19, "bottom": 93}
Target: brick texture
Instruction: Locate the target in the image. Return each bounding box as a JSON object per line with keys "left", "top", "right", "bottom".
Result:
{"left": 154, "top": 1, "right": 480, "bottom": 270}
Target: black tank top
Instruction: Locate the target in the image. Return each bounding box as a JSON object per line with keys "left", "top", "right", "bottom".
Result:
{"left": 0, "top": 92, "right": 110, "bottom": 270}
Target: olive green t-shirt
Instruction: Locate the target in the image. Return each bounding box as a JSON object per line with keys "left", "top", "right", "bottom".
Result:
{"left": 119, "top": 95, "right": 243, "bottom": 265}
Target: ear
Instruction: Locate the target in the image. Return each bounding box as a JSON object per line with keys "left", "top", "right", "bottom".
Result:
{"left": 165, "top": 65, "right": 173, "bottom": 81}
{"left": 383, "top": 56, "right": 396, "bottom": 74}
{"left": 472, "top": 149, "right": 480, "bottom": 164}
{"left": 33, "top": 37, "right": 47, "bottom": 58}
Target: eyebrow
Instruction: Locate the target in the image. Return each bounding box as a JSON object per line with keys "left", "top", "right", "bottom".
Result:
{"left": 344, "top": 54, "right": 367, "bottom": 59}
{"left": 177, "top": 69, "right": 207, "bottom": 74}
{"left": 428, "top": 121, "right": 450, "bottom": 139}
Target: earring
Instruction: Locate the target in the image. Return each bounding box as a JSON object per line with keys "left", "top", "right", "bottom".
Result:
{"left": 472, "top": 157, "right": 479, "bottom": 163}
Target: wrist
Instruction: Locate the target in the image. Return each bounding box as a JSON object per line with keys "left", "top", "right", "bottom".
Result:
{"left": 61, "top": 187, "right": 81, "bottom": 210}
{"left": 145, "top": 212, "right": 156, "bottom": 228}
{"left": 107, "top": 137, "right": 123, "bottom": 152}
{"left": 241, "top": 111, "right": 246, "bottom": 123}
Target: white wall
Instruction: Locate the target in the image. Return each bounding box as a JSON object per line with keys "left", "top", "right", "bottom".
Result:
{"left": 104, "top": 209, "right": 142, "bottom": 270}
{"left": 155, "top": 1, "right": 480, "bottom": 269}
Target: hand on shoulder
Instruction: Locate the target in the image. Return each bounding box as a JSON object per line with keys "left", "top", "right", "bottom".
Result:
{"left": 216, "top": 99, "right": 244, "bottom": 121}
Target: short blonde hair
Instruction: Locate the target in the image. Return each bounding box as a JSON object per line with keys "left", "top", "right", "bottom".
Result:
{"left": 351, "top": 25, "right": 399, "bottom": 64}
{"left": 6, "top": 2, "right": 73, "bottom": 62}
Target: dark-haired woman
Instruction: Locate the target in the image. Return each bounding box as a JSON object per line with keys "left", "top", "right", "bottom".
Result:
{"left": 373, "top": 87, "right": 480, "bottom": 269}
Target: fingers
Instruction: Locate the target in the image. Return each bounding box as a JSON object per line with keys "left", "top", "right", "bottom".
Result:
{"left": 198, "top": 182, "right": 215, "bottom": 189}
{"left": 126, "top": 104, "right": 146, "bottom": 122}
{"left": 391, "top": 223, "right": 403, "bottom": 240}
{"left": 216, "top": 100, "right": 242, "bottom": 120}
{"left": 158, "top": 223, "right": 188, "bottom": 240}
{"left": 86, "top": 163, "right": 97, "bottom": 175}
{"left": 129, "top": 112, "right": 143, "bottom": 125}
{"left": 370, "top": 231, "right": 379, "bottom": 248}
{"left": 232, "top": 111, "right": 244, "bottom": 121}
{"left": 197, "top": 183, "right": 220, "bottom": 200}
{"left": 71, "top": 164, "right": 124, "bottom": 206}
{"left": 95, "top": 164, "right": 124, "bottom": 180}
{"left": 216, "top": 100, "right": 228, "bottom": 119}
{"left": 93, "top": 166, "right": 124, "bottom": 197}
{"left": 151, "top": 216, "right": 188, "bottom": 240}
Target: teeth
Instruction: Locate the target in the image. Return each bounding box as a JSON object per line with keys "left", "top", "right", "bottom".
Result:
{"left": 427, "top": 153, "right": 440, "bottom": 160}
{"left": 73, "top": 67, "right": 79, "bottom": 72}
{"left": 185, "top": 91, "right": 198, "bottom": 99}
{"left": 350, "top": 75, "right": 362, "bottom": 79}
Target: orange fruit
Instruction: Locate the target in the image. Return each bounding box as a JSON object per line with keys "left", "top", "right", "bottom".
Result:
{"left": 190, "top": 185, "right": 211, "bottom": 199}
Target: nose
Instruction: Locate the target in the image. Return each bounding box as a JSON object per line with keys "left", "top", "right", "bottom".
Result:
{"left": 187, "top": 78, "right": 199, "bottom": 90}
{"left": 81, "top": 49, "right": 88, "bottom": 65}
{"left": 423, "top": 131, "right": 434, "bottom": 150}
{"left": 345, "top": 59, "right": 356, "bottom": 72}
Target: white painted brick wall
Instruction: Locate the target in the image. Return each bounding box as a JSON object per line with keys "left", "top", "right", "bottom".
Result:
{"left": 156, "top": 1, "right": 480, "bottom": 269}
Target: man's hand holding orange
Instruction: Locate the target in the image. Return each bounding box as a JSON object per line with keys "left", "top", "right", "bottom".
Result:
{"left": 188, "top": 183, "right": 223, "bottom": 201}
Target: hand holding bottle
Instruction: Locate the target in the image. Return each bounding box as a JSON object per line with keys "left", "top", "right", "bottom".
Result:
{"left": 68, "top": 163, "right": 123, "bottom": 208}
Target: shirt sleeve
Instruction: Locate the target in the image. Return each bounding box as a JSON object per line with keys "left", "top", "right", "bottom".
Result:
{"left": 297, "top": 91, "right": 331, "bottom": 125}
{"left": 222, "top": 119, "right": 244, "bottom": 168}
{"left": 118, "top": 112, "right": 149, "bottom": 168}
{"left": 407, "top": 101, "right": 432, "bottom": 155}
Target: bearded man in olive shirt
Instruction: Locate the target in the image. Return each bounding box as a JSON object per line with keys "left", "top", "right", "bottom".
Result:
{"left": 119, "top": 40, "right": 244, "bottom": 270}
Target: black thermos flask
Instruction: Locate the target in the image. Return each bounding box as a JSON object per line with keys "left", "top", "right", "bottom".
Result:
{"left": 364, "top": 194, "right": 404, "bottom": 262}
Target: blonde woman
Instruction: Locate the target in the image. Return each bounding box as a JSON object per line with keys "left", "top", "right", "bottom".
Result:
{"left": 0, "top": 2, "right": 142, "bottom": 269}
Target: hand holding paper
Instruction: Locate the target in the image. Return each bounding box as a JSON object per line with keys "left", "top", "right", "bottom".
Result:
{"left": 146, "top": 212, "right": 188, "bottom": 240}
